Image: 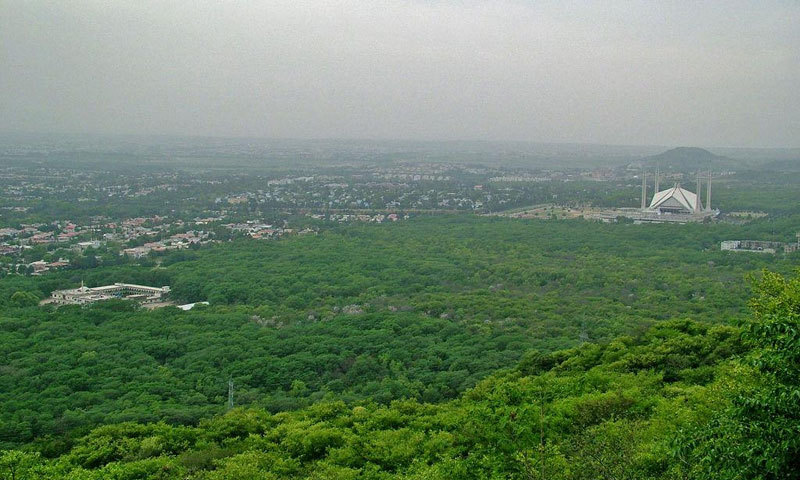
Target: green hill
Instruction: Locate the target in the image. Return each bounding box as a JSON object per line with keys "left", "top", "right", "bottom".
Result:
{"left": 640, "top": 147, "right": 736, "bottom": 171}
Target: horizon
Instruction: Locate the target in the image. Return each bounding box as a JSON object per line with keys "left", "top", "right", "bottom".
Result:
{"left": 1, "top": 130, "right": 799, "bottom": 153}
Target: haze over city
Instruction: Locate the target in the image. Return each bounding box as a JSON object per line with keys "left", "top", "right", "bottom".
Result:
{"left": 2, "top": 0, "right": 799, "bottom": 147}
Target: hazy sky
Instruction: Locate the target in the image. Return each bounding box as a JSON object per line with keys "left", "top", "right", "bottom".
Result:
{"left": 2, "top": 1, "right": 798, "bottom": 147}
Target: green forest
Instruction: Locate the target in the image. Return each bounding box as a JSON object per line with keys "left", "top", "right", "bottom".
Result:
{"left": 2, "top": 270, "right": 798, "bottom": 479}
{"left": 1, "top": 216, "right": 799, "bottom": 479}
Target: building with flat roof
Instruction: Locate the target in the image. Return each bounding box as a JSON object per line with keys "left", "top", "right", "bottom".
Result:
{"left": 721, "top": 234, "right": 800, "bottom": 254}
{"left": 50, "top": 282, "right": 170, "bottom": 306}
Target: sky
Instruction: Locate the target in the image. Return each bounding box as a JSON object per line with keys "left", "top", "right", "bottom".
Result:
{"left": 1, "top": 1, "right": 798, "bottom": 147}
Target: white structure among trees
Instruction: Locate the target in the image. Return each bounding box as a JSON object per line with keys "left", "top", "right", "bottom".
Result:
{"left": 50, "top": 282, "right": 170, "bottom": 305}
{"left": 642, "top": 171, "right": 713, "bottom": 216}
{"left": 648, "top": 184, "right": 701, "bottom": 214}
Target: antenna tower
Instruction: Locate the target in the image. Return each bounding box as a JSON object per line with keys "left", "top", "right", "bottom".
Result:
{"left": 227, "top": 378, "right": 234, "bottom": 410}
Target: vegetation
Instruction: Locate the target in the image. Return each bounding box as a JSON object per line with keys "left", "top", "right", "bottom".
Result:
{"left": 2, "top": 270, "right": 798, "bottom": 479}
{"left": 1, "top": 201, "right": 798, "bottom": 479}
{"left": 1, "top": 217, "right": 796, "bottom": 445}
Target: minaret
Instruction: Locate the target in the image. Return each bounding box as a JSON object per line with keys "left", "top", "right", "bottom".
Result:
{"left": 654, "top": 163, "right": 660, "bottom": 193}
{"left": 641, "top": 170, "right": 647, "bottom": 210}
{"left": 706, "top": 171, "right": 712, "bottom": 211}
{"left": 695, "top": 172, "right": 702, "bottom": 213}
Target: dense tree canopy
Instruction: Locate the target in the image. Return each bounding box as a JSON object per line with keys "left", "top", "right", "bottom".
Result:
{"left": 2, "top": 270, "right": 797, "bottom": 478}
{"left": 1, "top": 215, "right": 798, "bottom": 479}
{"left": 1, "top": 217, "right": 796, "bottom": 448}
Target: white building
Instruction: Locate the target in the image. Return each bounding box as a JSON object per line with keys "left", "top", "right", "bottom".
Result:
{"left": 177, "top": 301, "right": 209, "bottom": 311}
{"left": 649, "top": 184, "right": 701, "bottom": 214}
{"left": 74, "top": 240, "right": 103, "bottom": 252}
{"left": 50, "top": 282, "right": 170, "bottom": 306}
{"left": 720, "top": 240, "right": 740, "bottom": 251}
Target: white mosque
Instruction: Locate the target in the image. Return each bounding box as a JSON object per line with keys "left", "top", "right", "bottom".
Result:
{"left": 640, "top": 167, "right": 714, "bottom": 216}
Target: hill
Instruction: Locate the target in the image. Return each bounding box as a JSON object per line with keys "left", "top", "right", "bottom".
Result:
{"left": 639, "top": 147, "right": 736, "bottom": 171}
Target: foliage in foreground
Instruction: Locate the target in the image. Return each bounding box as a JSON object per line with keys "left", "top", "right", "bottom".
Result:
{"left": 3, "top": 270, "right": 798, "bottom": 479}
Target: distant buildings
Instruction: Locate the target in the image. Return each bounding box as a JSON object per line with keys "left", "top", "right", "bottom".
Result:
{"left": 721, "top": 234, "right": 800, "bottom": 254}
{"left": 122, "top": 231, "right": 209, "bottom": 258}
{"left": 0, "top": 244, "right": 22, "bottom": 256}
{"left": 73, "top": 240, "right": 103, "bottom": 251}
{"left": 30, "top": 232, "right": 54, "bottom": 244}
{"left": 788, "top": 234, "right": 800, "bottom": 253}
{"left": 122, "top": 246, "right": 153, "bottom": 258}
{"left": 49, "top": 283, "right": 170, "bottom": 306}
{"left": 29, "top": 259, "right": 70, "bottom": 274}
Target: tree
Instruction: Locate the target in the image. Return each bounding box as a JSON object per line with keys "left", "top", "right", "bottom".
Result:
{"left": 0, "top": 450, "right": 40, "bottom": 480}
{"left": 686, "top": 271, "right": 800, "bottom": 479}
{"left": 568, "top": 421, "right": 639, "bottom": 480}
{"left": 9, "top": 291, "right": 38, "bottom": 307}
